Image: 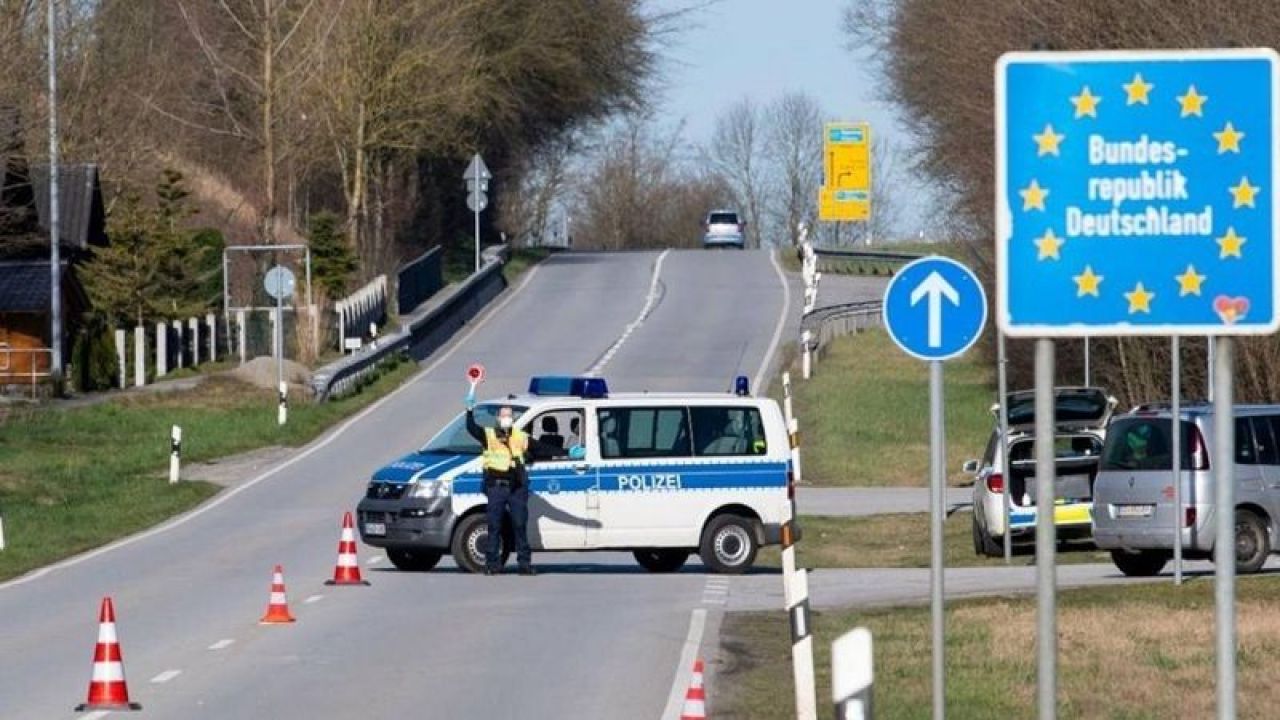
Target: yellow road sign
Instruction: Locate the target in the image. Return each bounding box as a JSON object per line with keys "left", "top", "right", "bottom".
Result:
{"left": 820, "top": 122, "right": 871, "bottom": 222}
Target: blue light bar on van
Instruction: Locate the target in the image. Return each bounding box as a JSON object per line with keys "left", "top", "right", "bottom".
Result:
{"left": 734, "top": 376, "right": 750, "bottom": 396}
{"left": 527, "top": 376, "right": 609, "bottom": 398}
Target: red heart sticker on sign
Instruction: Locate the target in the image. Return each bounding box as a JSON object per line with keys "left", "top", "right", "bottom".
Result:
{"left": 1213, "top": 295, "right": 1250, "bottom": 325}
{"left": 466, "top": 364, "right": 486, "bottom": 384}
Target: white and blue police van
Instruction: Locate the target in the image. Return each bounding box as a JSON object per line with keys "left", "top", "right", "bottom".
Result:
{"left": 356, "top": 376, "right": 795, "bottom": 574}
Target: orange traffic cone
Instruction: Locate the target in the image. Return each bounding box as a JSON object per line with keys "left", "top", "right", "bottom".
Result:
{"left": 325, "top": 511, "right": 370, "bottom": 586}
{"left": 679, "top": 658, "right": 706, "bottom": 720}
{"left": 75, "top": 597, "right": 141, "bottom": 712}
{"left": 260, "top": 565, "right": 296, "bottom": 624}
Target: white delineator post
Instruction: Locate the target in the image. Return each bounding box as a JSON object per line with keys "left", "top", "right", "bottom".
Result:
{"left": 155, "top": 322, "right": 168, "bottom": 378}
{"left": 801, "top": 330, "right": 813, "bottom": 380}
{"left": 236, "top": 310, "right": 247, "bottom": 365}
{"left": 780, "top": 374, "right": 817, "bottom": 720}
{"left": 832, "top": 628, "right": 874, "bottom": 720}
{"left": 114, "top": 329, "right": 126, "bottom": 389}
{"left": 189, "top": 317, "right": 200, "bottom": 365}
{"left": 169, "top": 425, "right": 181, "bottom": 484}
{"left": 0, "top": 515, "right": 6, "bottom": 551}
{"left": 133, "top": 326, "right": 145, "bottom": 387}
{"left": 206, "top": 314, "right": 216, "bottom": 363}
{"left": 278, "top": 381, "right": 288, "bottom": 426}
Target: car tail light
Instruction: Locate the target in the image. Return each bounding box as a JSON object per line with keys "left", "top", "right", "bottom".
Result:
{"left": 1185, "top": 506, "right": 1197, "bottom": 527}
{"left": 986, "top": 473, "right": 1004, "bottom": 493}
{"left": 1190, "top": 427, "right": 1210, "bottom": 470}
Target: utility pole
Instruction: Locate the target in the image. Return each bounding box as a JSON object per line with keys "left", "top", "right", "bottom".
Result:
{"left": 47, "top": 0, "right": 63, "bottom": 388}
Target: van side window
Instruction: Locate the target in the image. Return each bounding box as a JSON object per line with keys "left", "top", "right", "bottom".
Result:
{"left": 1253, "top": 417, "right": 1280, "bottom": 465}
{"left": 1235, "top": 418, "right": 1258, "bottom": 465}
{"left": 690, "top": 406, "right": 768, "bottom": 456}
{"left": 598, "top": 407, "right": 692, "bottom": 459}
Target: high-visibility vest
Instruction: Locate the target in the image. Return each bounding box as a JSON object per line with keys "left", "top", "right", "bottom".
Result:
{"left": 483, "top": 427, "right": 528, "bottom": 473}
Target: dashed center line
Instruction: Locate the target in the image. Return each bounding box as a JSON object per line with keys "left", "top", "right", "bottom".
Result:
{"left": 304, "top": 594, "right": 325, "bottom": 604}
{"left": 586, "top": 249, "right": 670, "bottom": 376}
{"left": 208, "top": 638, "right": 235, "bottom": 651}
{"left": 150, "top": 669, "right": 182, "bottom": 684}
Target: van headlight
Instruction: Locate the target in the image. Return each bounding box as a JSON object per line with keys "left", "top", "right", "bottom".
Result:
{"left": 411, "top": 478, "right": 450, "bottom": 499}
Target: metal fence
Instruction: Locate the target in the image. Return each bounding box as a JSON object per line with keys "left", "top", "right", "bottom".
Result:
{"left": 396, "top": 246, "right": 444, "bottom": 316}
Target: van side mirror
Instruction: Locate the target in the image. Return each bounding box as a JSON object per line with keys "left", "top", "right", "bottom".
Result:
{"left": 962, "top": 459, "right": 980, "bottom": 474}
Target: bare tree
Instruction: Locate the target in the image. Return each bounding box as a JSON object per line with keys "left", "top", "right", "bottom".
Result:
{"left": 764, "top": 91, "right": 823, "bottom": 248}
{"left": 707, "top": 98, "right": 771, "bottom": 248}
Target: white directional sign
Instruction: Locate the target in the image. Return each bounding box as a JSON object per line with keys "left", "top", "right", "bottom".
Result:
{"left": 263, "top": 266, "right": 296, "bottom": 300}
{"left": 882, "top": 256, "right": 987, "bottom": 361}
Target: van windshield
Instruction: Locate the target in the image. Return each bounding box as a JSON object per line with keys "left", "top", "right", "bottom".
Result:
{"left": 1101, "top": 418, "right": 1200, "bottom": 471}
{"left": 421, "top": 405, "right": 529, "bottom": 455}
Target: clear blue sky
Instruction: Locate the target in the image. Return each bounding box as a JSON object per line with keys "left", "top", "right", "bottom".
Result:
{"left": 650, "top": 0, "right": 935, "bottom": 237}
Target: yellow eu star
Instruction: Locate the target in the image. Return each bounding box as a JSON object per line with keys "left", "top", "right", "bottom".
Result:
{"left": 1214, "top": 122, "right": 1245, "bottom": 153}
{"left": 1125, "top": 283, "right": 1155, "bottom": 314}
{"left": 1217, "top": 227, "right": 1246, "bottom": 258}
{"left": 1035, "top": 229, "right": 1063, "bottom": 260}
{"left": 1033, "top": 124, "right": 1065, "bottom": 156}
{"left": 1123, "top": 73, "right": 1153, "bottom": 105}
{"left": 1074, "top": 266, "right": 1103, "bottom": 297}
{"left": 1071, "top": 86, "right": 1101, "bottom": 118}
{"left": 1177, "top": 85, "right": 1208, "bottom": 117}
{"left": 1020, "top": 179, "right": 1049, "bottom": 211}
{"left": 1229, "top": 177, "right": 1259, "bottom": 209}
{"left": 1176, "top": 265, "right": 1205, "bottom": 296}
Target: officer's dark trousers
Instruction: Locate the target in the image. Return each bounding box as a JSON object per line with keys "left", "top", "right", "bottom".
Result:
{"left": 484, "top": 481, "right": 532, "bottom": 569}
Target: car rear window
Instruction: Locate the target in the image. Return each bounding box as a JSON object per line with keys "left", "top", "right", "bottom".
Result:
{"left": 708, "top": 213, "right": 739, "bottom": 225}
{"left": 1008, "top": 435, "right": 1101, "bottom": 464}
{"left": 1101, "top": 418, "right": 1199, "bottom": 471}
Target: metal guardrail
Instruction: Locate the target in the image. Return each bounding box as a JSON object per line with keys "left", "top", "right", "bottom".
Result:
{"left": 813, "top": 247, "right": 923, "bottom": 263}
{"left": 801, "top": 300, "right": 884, "bottom": 357}
{"left": 310, "top": 245, "right": 510, "bottom": 401}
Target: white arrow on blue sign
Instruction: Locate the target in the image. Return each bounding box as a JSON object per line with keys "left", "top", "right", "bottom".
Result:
{"left": 883, "top": 256, "right": 987, "bottom": 361}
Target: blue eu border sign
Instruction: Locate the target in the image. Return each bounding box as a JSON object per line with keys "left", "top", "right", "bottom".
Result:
{"left": 996, "top": 49, "right": 1280, "bottom": 337}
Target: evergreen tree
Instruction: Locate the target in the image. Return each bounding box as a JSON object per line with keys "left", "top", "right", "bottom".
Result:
{"left": 308, "top": 211, "right": 357, "bottom": 298}
{"left": 80, "top": 192, "right": 161, "bottom": 326}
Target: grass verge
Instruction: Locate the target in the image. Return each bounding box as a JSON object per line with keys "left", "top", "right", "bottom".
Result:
{"left": 756, "top": 513, "right": 1108, "bottom": 569}
{"left": 780, "top": 329, "right": 992, "bottom": 486}
{"left": 503, "top": 247, "right": 551, "bottom": 282}
{"left": 0, "top": 359, "right": 418, "bottom": 582}
{"left": 715, "top": 576, "right": 1280, "bottom": 719}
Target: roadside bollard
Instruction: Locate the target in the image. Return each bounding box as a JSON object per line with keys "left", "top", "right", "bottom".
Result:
{"left": 169, "top": 425, "right": 181, "bottom": 484}
{"left": 801, "top": 330, "right": 813, "bottom": 380}
{"left": 0, "top": 514, "right": 6, "bottom": 551}
{"left": 832, "top": 628, "right": 874, "bottom": 720}
{"left": 278, "top": 381, "right": 288, "bottom": 426}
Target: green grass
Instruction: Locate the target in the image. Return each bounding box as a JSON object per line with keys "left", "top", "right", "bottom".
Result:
{"left": 715, "top": 576, "right": 1280, "bottom": 719}
{"left": 503, "top": 247, "right": 551, "bottom": 282}
{"left": 779, "top": 329, "right": 992, "bottom": 486}
{"left": 756, "top": 513, "right": 1108, "bottom": 569}
{"left": 0, "top": 359, "right": 419, "bottom": 581}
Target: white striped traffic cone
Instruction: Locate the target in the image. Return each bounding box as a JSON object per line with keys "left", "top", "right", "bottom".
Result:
{"left": 260, "top": 565, "right": 296, "bottom": 624}
{"left": 325, "top": 511, "right": 370, "bottom": 586}
{"left": 75, "top": 597, "right": 141, "bottom": 712}
{"left": 679, "top": 658, "right": 706, "bottom": 720}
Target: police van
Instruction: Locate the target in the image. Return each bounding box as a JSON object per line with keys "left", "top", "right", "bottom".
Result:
{"left": 356, "top": 376, "right": 794, "bottom": 574}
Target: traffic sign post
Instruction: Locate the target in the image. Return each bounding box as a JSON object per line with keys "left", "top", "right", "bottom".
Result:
{"left": 464, "top": 154, "right": 492, "bottom": 273}
{"left": 819, "top": 122, "right": 871, "bottom": 222}
{"left": 883, "top": 256, "right": 986, "bottom": 720}
{"left": 997, "top": 48, "right": 1280, "bottom": 720}
{"left": 264, "top": 265, "right": 297, "bottom": 422}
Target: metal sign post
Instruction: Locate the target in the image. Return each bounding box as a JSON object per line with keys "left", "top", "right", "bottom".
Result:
{"left": 1172, "top": 336, "right": 1183, "bottom": 584}
{"left": 464, "top": 154, "right": 491, "bottom": 273}
{"left": 264, "top": 265, "right": 296, "bottom": 418}
{"left": 997, "top": 49, "right": 1279, "bottom": 720}
{"left": 997, "top": 332, "right": 1012, "bottom": 563}
{"left": 883, "top": 256, "right": 987, "bottom": 719}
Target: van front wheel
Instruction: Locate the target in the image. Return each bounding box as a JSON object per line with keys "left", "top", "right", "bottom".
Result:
{"left": 700, "top": 515, "right": 759, "bottom": 575}
{"left": 451, "top": 514, "right": 509, "bottom": 574}
{"left": 1234, "top": 510, "right": 1270, "bottom": 574}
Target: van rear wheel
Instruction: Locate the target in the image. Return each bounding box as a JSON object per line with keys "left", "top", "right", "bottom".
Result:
{"left": 1234, "top": 509, "right": 1269, "bottom": 574}
{"left": 1110, "top": 549, "right": 1168, "bottom": 577}
{"left": 700, "top": 515, "right": 759, "bottom": 575}
{"left": 634, "top": 549, "right": 690, "bottom": 573}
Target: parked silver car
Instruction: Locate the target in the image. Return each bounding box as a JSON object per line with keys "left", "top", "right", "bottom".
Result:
{"left": 703, "top": 209, "right": 745, "bottom": 249}
{"left": 1093, "top": 403, "right": 1280, "bottom": 576}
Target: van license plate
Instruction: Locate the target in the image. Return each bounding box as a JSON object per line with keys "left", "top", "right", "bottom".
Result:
{"left": 364, "top": 522, "right": 387, "bottom": 536}
{"left": 1116, "top": 505, "right": 1154, "bottom": 518}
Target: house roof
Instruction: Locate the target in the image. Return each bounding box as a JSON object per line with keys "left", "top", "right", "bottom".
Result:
{"left": 30, "top": 164, "right": 107, "bottom": 250}
{"left": 0, "top": 260, "right": 87, "bottom": 313}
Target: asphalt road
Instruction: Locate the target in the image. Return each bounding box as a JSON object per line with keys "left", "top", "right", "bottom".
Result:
{"left": 0, "top": 249, "right": 791, "bottom": 720}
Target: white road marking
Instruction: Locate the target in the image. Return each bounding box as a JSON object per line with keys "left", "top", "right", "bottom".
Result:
{"left": 304, "top": 594, "right": 324, "bottom": 604}
{"left": 586, "top": 249, "right": 671, "bottom": 376}
{"left": 0, "top": 263, "right": 546, "bottom": 593}
{"left": 755, "top": 248, "right": 793, "bottom": 392}
{"left": 150, "top": 669, "right": 182, "bottom": 684}
{"left": 83, "top": 711, "right": 111, "bottom": 720}
{"left": 208, "top": 638, "right": 234, "bottom": 651}
{"left": 660, "top": 608, "right": 708, "bottom": 720}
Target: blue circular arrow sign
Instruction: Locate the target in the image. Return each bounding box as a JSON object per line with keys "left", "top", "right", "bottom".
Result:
{"left": 882, "top": 256, "right": 987, "bottom": 361}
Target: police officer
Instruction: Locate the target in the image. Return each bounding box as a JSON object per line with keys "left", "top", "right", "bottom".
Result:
{"left": 466, "top": 403, "right": 537, "bottom": 575}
